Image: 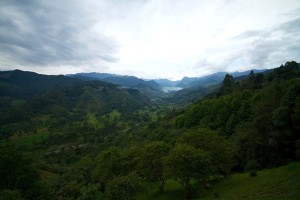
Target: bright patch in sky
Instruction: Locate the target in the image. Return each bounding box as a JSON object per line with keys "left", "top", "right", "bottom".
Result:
{"left": 0, "top": 0, "right": 300, "bottom": 80}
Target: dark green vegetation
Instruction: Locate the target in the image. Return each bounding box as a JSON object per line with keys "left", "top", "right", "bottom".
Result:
{"left": 0, "top": 61, "right": 299, "bottom": 200}
{"left": 138, "top": 162, "right": 300, "bottom": 200}
{"left": 0, "top": 70, "right": 81, "bottom": 99}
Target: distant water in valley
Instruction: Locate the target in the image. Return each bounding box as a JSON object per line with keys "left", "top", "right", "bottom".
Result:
{"left": 163, "top": 86, "right": 183, "bottom": 92}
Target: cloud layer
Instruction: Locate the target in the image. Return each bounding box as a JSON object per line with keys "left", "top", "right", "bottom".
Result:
{"left": 193, "top": 16, "right": 300, "bottom": 76}
{"left": 0, "top": 0, "right": 118, "bottom": 73}
{"left": 0, "top": 0, "right": 300, "bottom": 79}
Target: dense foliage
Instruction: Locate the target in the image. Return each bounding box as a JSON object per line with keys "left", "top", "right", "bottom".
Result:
{"left": 0, "top": 61, "right": 299, "bottom": 199}
{"left": 175, "top": 61, "right": 300, "bottom": 169}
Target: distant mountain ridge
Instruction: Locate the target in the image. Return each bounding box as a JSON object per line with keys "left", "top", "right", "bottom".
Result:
{"left": 68, "top": 72, "right": 164, "bottom": 98}
{"left": 69, "top": 69, "right": 268, "bottom": 93}
{"left": 0, "top": 68, "right": 268, "bottom": 102}
{"left": 68, "top": 73, "right": 161, "bottom": 89}
{"left": 160, "top": 69, "right": 269, "bottom": 105}
{"left": 69, "top": 72, "right": 121, "bottom": 81}
{"left": 163, "top": 69, "right": 268, "bottom": 89}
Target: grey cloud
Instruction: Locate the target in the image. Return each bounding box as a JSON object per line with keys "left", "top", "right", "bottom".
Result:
{"left": 246, "top": 17, "right": 300, "bottom": 66}
{"left": 193, "top": 52, "right": 246, "bottom": 75}
{"left": 276, "top": 17, "right": 300, "bottom": 34}
{"left": 219, "top": 17, "right": 300, "bottom": 70}
{"left": 0, "top": 0, "right": 118, "bottom": 68}
{"left": 233, "top": 30, "right": 267, "bottom": 40}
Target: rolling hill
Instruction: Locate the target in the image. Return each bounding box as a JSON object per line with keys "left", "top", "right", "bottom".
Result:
{"left": 0, "top": 69, "right": 82, "bottom": 99}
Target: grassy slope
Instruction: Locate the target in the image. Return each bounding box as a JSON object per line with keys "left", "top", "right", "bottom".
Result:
{"left": 138, "top": 162, "right": 300, "bottom": 200}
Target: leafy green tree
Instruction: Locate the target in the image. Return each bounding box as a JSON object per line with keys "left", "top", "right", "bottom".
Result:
{"left": 177, "top": 128, "right": 234, "bottom": 175}
{"left": 246, "top": 70, "right": 264, "bottom": 89}
{"left": 138, "top": 142, "right": 170, "bottom": 192}
{"left": 104, "top": 172, "right": 144, "bottom": 200}
{"left": 0, "top": 146, "right": 38, "bottom": 192}
{"left": 274, "top": 61, "right": 299, "bottom": 79}
{"left": 77, "top": 184, "right": 102, "bottom": 200}
{"left": 120, "top": 146, "right": 142, "bottom": 175}
{"left": 245, "top": 160, "right": 259, "bottom": 177}
{"left": 219, "top": 74, "right": 235, "bottom": 95}
{"left": 91, "top": 147, "right": 122, "bottom": 191}
{"left": 295, "top": 140, "right": 300, "bottom": 159}
{"left": 75, "top": 155, "right": 94, "bottom": 183}
{"left": 225, "top": 114, "right": 238, "bottom": 135}
{"left": 230, "top": 122, "right": 265, "bottom": 169}
{"left": 292, "top": 96, "right": 300, "bottom": 133}
{"left": 0, "top": 189, "right": 23, "bottom": 200}
{"left": 164, "top": 144, "right": 212, "bottom": 200}
{"left": 56, "top": 172, "right": 82, "bottom": 199}
{"left": 270, "top": 105, "right": 295, "bottom": 161}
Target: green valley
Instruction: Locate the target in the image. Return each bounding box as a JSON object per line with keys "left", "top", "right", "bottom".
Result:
{"left": 0, "top": 61, "right": 299, "bottom": 200}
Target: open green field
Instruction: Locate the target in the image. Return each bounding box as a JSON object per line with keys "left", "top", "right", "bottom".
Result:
{"left": 138, "top": 162, "right": 300, "bottom": 200}
{"left": 10, "top": 131, "right": 49, "bottom": 147}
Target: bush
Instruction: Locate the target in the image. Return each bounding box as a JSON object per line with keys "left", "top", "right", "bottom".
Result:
{"left": 245, "top": 160, "right": 260, "bottom": 177}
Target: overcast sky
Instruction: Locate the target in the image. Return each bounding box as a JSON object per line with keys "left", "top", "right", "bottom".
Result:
{"left": 0, "top": 0, "right": 300, "bottom": 80}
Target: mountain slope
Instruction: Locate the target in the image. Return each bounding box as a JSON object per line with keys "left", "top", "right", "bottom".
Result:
{"left": 173, "top": 61, "right": 300, "bottom": 168}
{"left": 0, "top": 70, "right": 82, "bottom": 99}
{"left": 154, "top": 79, "right": 180, "bottom": 87}
{"left": 138, "top": 162, "right": 300, "bottom": 200}
{"left": 102, "top": 76, "right": 162, "bottom": 90}
{"left": 0, "top": 80, "right": 150, "bottom": 126}
{"left": 69, "top": 73, "right": 164, "bottom": 98}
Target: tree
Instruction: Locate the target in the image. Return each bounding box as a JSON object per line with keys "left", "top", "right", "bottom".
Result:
{"left": 104, "top": 172, "right": 144, "bottom": 200}
{"left": 77, "top": 184, "right": 102, "bottom": 200}
{"left": 0, "top": 146, "right": 38, "bottom": 192}
{"left": 164, "top": 144, "right": 212, "bottom": 200}
{"left": 270, "top": 105, "right": 295, "bottom": 162}
{"left": 120, "top": 146, "right": 142, "bottom": 176}
{"left": 75, "top": 155, "right": 94, "bottom": 183}
{"left": 230, "top": 122, "right": 265, "bottom": 169}
{"left": 177, "top": 128, "right": 234, "bottom": 176}
{"left": 274, "top": 61, "right": 299, "bottom": 79}
{"left": 225, "top": 114, "right": 238, "bottom": 135}
{"left": 244, "top": 70, "right": 264, "bottom": 89}
{"left": 245, "top": 160, "right": 259, "bottom": 177}
{"left": 219, "top": 74, "right": 235, "bottom": 95}
{"left": 0, "top": 190, "right": 23, "bottom": 200}
{"left": 91, "top": 147, "right": 122, "bottom": 191}
{"left": 138, "top": 142, "right": 170, "bottom": 192}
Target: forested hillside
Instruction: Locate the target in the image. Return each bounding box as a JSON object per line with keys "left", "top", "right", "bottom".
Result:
{"left": 0, "top": 70, "right": 82, "bottom": 99}
{"left": 0, "top": 71, "right": 150, "bottom": 140}
{"left": 0, "top": 61, "right": 299, "bottom": 200}
{"left": 175, "top": 61, "right": 300, "bottom": 168}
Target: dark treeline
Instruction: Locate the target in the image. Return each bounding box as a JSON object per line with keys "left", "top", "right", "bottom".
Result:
{"left": 175, "top": 61, "right": 300, "bottom": 168}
